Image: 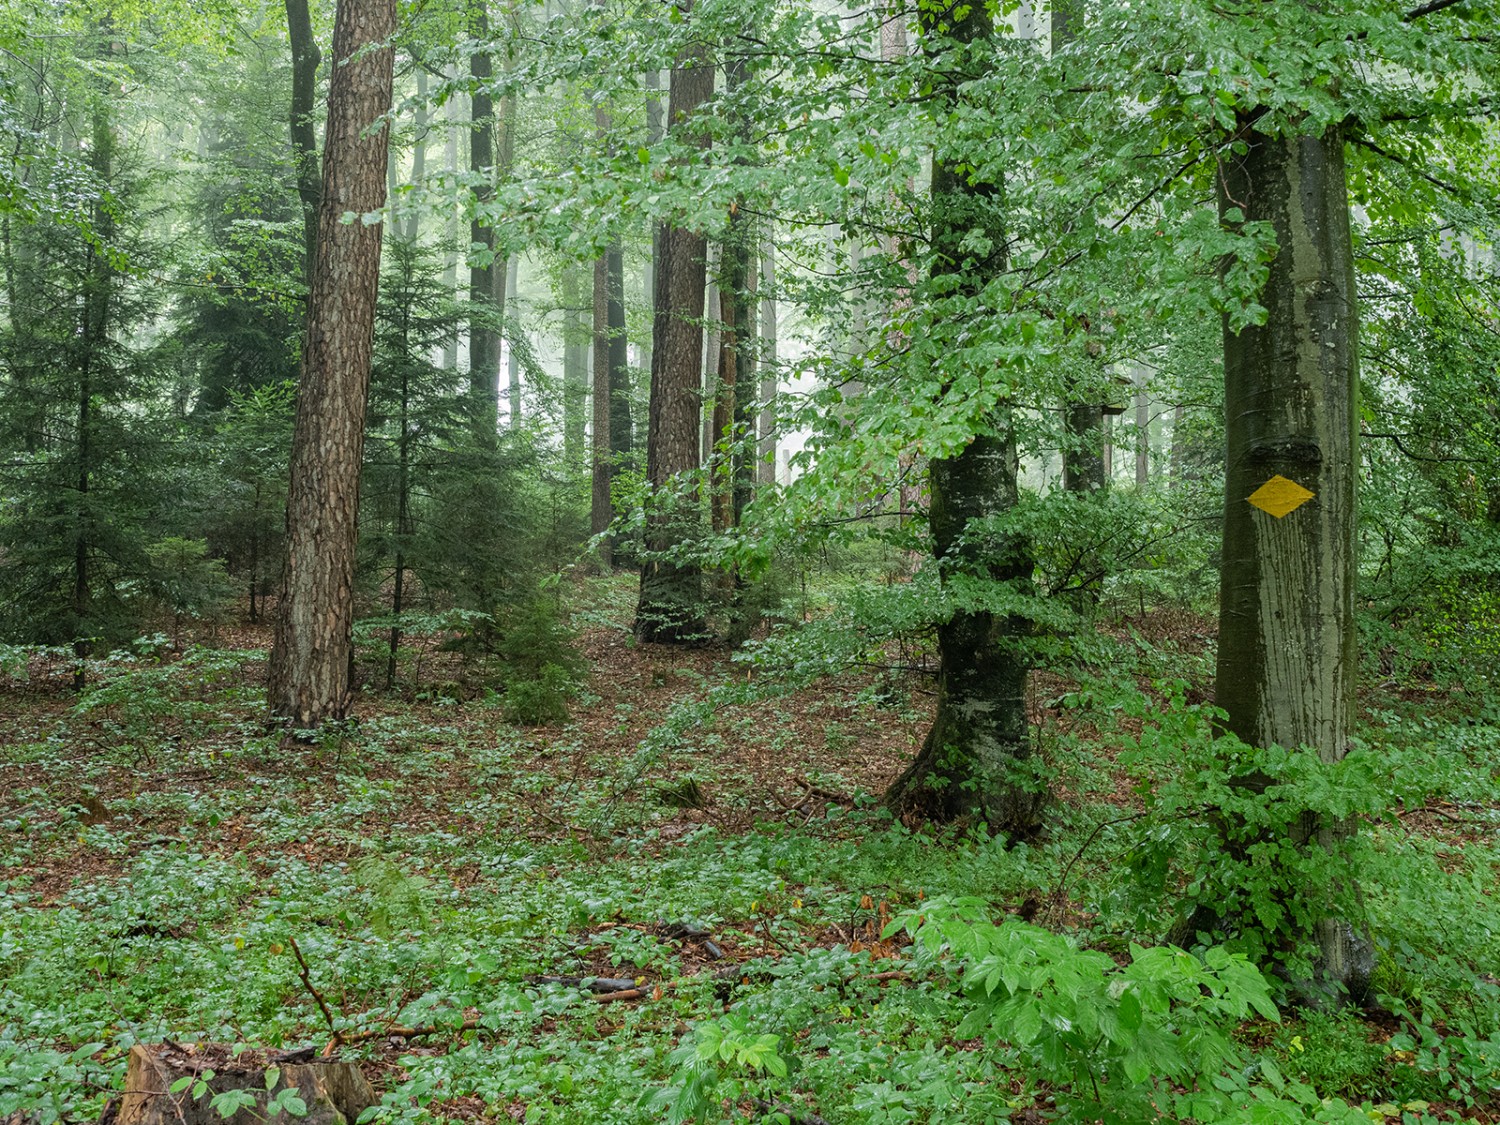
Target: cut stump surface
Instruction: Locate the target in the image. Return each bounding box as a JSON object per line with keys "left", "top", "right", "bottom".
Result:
{"left": 114, "top": 1043, "right": 375, "bottom": 1125}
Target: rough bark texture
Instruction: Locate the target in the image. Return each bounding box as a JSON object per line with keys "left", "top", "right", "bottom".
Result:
{"left": 884, "top": 1, "right": 1042, "bottom": 837}
{"left": 1215, "top": 118, "right": 1369, "bottom": 1003}
{"left": 115, "top": 1044, "right": 373, "bottom": 1125}
{"left": 285, "top": 0, "right": 322, "bottom": 282}
{"left": 268, "top": 0, "right": 395, "bottom": 730}
{"left": 635, "top": 17, "right": 712, "bottom": 644}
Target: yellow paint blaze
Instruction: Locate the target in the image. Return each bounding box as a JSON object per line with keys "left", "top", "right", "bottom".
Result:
{"left": 1247, "top": 474, "right": 1315, "bottom": 518}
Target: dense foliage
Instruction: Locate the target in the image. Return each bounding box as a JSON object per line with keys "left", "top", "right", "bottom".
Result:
{"left": 1, "top": 0, "right": 1498, "bottom": 1120}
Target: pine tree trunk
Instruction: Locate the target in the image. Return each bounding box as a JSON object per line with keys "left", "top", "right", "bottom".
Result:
{"left": 1215, "top": 117, "right": 1369, "bottom": 1003}
{"left": 884, "top": 1, "right": 1042, "bottom": 837}
{"left": 285, "top": 0, "right": 321, "bottom": 284}
{"left": 636, "top": 18, "right": 712, "bottom": 644}
{"left": 268, "top": 0, "right": 396, "bottom": 731}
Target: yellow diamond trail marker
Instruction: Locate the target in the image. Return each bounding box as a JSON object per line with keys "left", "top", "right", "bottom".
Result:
{"left": 1247, "top": 474, "right": 1315, "bottom": 519}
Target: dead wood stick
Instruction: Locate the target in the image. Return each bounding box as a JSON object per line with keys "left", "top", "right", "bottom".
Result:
{"left": 795, "top": 777, "right": 849, "bottom": 804}
{"left": 287, "top": 937, "right": 341, "bottom": 1050}
{"left": 531, "top": 975, "right": 640, "bottom": 993}
{"left": 336, "top": 1017, "right": 483, "bottom": 1046}
{"left": 593, "top": 988, "right": 645, "bottom": 1003}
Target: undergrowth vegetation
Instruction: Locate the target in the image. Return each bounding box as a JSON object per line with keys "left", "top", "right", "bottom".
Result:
{"left": 2, "top": 575, "right": 1498, "bottom": 1124}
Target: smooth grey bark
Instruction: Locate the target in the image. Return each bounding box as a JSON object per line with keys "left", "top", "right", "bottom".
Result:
{"left": 607, "top": 247, "right": 630, "bottom": 464}
{"left": 635, "top": 17, "right": 712, "bottom": 644}
{"left": 268, "top": 0, "right": 396, "bottom": 729}
{"left": 592, "top": 255, "right": 612, "bottom": 550}
{"left": 756, "top": 245, "right": 777, "bottom": 486}
{"left": 1213, "top": 116, "right": 1368, "bottom": 1003}
{"left": 884, "top": 1, "right": 1042, "bottom": 836}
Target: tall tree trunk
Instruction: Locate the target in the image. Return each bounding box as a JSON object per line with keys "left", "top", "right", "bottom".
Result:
{"left": 506, "top": 255, "right": 521, "bottom": 419}
{"left": 701, "top": 253, "right": 719, "bottom": 468}
{"left": 641, "top": 67, "right": 663, "bottom": 384}
{"left": 563, "top": 263, "right": 587, "bottom": 465}
{"left": 635, "top": 14, "right": 712, "bottom": 644}
{"left": 286, "top": 0, "right": 322, "bottom": 284}
{"left": 467, "top": 0, "right": 500, "bottom": 435}
{"left": 607, "top": 246, "right": 630, "bottom": 466}
{"left": 1214, "top": 118, "right": 1369, "bottom": 1003}
{"left": 72, "top": 92, "right": 116, "bottom": 691}
{"left": 592, "top": 255, "right": 612, "bottom": 554}
{"left": 1134, "top": 377, "right": 1150, "bottom": 487}
{"left": 885, "top": 0, "right": 1042, "bottom": 837}
{"left": 1053, "top": 0, "right": 1105, "bottom": 496}
{"left": 756, "top": 245, "right": 777, "bottom": 486}
{"left": 442, "top": 75, "right": 460, "bottom": 370}
{"left": 401, "top": 70, "right": 428, "bottom": 244}
{"left": 269, "top": 0, "right": 396, "bottom": 730}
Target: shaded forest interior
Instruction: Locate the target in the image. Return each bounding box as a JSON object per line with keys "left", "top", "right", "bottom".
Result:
{"left": 2, "top": 0, "right": 1500, "bottom": 1122}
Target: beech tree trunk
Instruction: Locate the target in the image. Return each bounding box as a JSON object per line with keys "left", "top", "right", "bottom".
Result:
{"left": 1215, "top": 117, "right": 1369, "bottom": 1003}
{"left": 756, "top": 246, "right": 777, "bottom": 486}
{"left": 885, "top": 0, "right": 1042, "bottom": 837}
{"left": 268, "top": 0, "right": 395, "bottom": 730}
{"left": 635, "top": 13, "right": 712, "bottom": 643}
{"left": 592, "top": 256, "right": 612, "bottom": 549}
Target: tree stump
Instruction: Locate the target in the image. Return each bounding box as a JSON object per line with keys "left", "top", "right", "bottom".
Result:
{"left": 112, "top": 1043, "right": 375, "bottom": 1125}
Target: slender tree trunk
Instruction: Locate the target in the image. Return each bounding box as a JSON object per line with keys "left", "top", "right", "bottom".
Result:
{"left": 269, "top": 0, "right": 396, "bottom": 730}
{"left": 1214, "top": 118, "right": 1369, "bottom": 1003}
{"left": 286, "top": 0, "right": 322, "bottom": 284}
{"left": 641, "top": 67, "right": 663, "bottom": 383}
{"left": 401, "top": 70, "right": 428, "bottom": 244}
{"left": 592, "top": 255, "right": 612, "bottom": 555}
{"left": 562, "top": 264, "right": 587, "bottom": 465}
{"left": 467, "top": 0, "right": 500, "bottom": 435}
{"left": 885, "top": 1, "right": 1042, "bottom": 837}
{"left": 1053, "top": 0, "right": 1105, "bottom": 496}
{"left": 387, "top": 353, "right": 411, "bottom": 691}
{"left": 607, "top": 246, "right": 630, "bottom": 465}
{"left": 442, "top": 78, "right": 460, "bottom": 370}
{"left": 701, "top": 255, "right": 719, "bottom": 468}
{"left": 635, "top": 15, "right": 712, "bottom": 644}
{"left": 757, "top": 246, "right": 777, "bottom": 486}
{"left": 71, "top": 85, "right": 117, "bottom": 691}
{"left": 506, "top": 255, "right": 521, "bottom": 419}
{"left": 1134, "top": 378, "right": 1150, "bottom": 487}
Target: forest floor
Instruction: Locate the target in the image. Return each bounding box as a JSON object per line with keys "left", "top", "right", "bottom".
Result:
{"left": 2, "top": 579, "right": 1498, "bottom": 1124}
